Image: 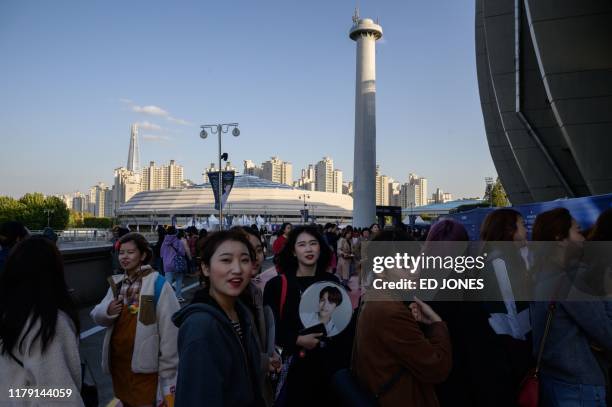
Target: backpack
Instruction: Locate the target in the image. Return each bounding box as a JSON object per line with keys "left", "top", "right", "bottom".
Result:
{"left": 169, "top": 243, "right": 188, "bottom": 273}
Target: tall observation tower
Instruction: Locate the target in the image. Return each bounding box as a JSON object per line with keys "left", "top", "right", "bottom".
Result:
{"left": 127, "top": 123, "right": 140, "bottom": 172}
{"left": 350, "top": 10, "right": 382, "bottom": 227}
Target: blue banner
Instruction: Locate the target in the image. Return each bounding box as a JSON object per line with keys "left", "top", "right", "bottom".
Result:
{"left": 447, "top": 193, "right": 612, "bottom": 240}
{"left": 208, "top": 171, "right": 235, "bottom": 210}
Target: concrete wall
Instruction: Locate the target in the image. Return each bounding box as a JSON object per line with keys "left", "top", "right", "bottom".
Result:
{"left": 62, "top": 245, "right": 114, "bottom": 308}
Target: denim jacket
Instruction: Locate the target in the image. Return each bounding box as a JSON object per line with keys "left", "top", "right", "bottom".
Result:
{"left": 530, "top": 268, "right": 612, "bottom": 386}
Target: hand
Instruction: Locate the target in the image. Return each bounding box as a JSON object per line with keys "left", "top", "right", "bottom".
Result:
{"left": 409, "top": 296, "right": 442, "bottom": 325}
{"left": 268, "top": 352, "right": 282, "bottom": 373}
{"left": 107, "top": 299, "right": 123, "bottom": 316}
{"left": 296, "top": 333, "right": 323, "bottom": 350}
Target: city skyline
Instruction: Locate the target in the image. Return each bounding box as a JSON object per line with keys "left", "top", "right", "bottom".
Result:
{"left": 1, "top": 1, "right": 496, "bottom": 199}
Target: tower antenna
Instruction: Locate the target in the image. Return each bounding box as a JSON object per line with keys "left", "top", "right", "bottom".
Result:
{"left": 353, "top": 6, "right": 359, "bottom": 23}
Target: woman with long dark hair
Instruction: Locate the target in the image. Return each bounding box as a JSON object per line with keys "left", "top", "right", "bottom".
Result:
{"left": 531, "top": 208, "right": 612, "bottom": 406}
{"left": 352, "top": 228, "right": 452, "bottom": 407}
{"left": 469, "top": 208, "right": 533, "bottom": 406}
{"left": 173, "top": 230, "right": 266, "bottom": 406}
{"left": 263, "top": 225, "right": 342, "bottom": 406}
{"left": 0, "top": 236, "right": 84, "bottom": 405}
{"left": 272, "top": 223, "right": 292, "bottom": 256}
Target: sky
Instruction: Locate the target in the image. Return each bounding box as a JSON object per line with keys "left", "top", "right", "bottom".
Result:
{"left": 0, "top": 0, "right": 496, "bottom": 200}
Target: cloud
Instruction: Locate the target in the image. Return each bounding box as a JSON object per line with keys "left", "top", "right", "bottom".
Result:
{"left": 167, "top": 116, "right": 192, "bottom": 126}
{"left": 121, "top": 98, "right": 192, "bottom": 126}
{"left": 141, "top": 134, "right": 173, "bottom": 142}
{"left": 132, "top": 105, "right": 169, "bottom": 117}
{"left": 135, "top": 121, "right": 163, "bottom": 131}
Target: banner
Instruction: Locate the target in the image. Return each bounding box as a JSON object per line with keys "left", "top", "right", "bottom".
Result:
{"left": 447, "top": 193, "right": 612, "bottom": 240}
{"left": 208, "top": 171, "right": 236, "bottom": 210}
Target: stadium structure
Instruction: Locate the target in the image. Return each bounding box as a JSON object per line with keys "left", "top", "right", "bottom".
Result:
{"left": 116, "top": 175, "right": 353, "bottom": 227}
{"left": 476, "top": 0, "right": 612, "bottom": 205}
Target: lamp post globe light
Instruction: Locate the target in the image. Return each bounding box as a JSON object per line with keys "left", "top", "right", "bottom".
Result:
{"left": 298, "top": 194, "right": 310, "bottom": 224}
{"left": 43, "top": 208, "right": 54, "bottom": 228}
{"left": 199, "top": 123, "right": 239, "bottom": 231}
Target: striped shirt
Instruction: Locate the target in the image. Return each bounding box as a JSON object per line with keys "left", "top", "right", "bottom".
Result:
{"left": 230, "top": 320, "right": 244, "bottom": 341}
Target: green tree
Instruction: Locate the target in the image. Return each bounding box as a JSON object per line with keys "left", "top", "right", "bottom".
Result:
{"left": 44, "top": 196, "right": 70, "bottom": 230}
{"left": 0, "top": 196, "right": 27, "bottom": 223}
{"left": 83, "top": 217, "right": 113, "bottom": 229}
{"left": 68, "top": 210, "right": 83, "bottom": 228}
{"left": 18, "top": 193, "right": 47, "bottom": 229}
{"left": 490, "top": 178, "right": 510, "bottom": 207}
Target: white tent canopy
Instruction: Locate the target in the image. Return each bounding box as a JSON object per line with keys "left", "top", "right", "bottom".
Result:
{"left": 402, "top": 215, "right": 430, "bottom": 225}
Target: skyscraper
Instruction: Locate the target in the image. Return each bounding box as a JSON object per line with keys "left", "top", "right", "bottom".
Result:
{"left": 315, "top": 157, "right": 334, "bottom": 193}
{"left": 400, "top": 174, "right": 428, "bottom": 208}
{"left": 350, "top": 11, "right": 383, "bottom": 227}
{"left": 140, "top": 160, "right": 184, "bottom": 191}
{"left": 113, "top": 167, "right": 141, "bottom": 213}
{"left": 127, "top": 124, "right": 140, "bottom": 172}
{"left": 243, "top": 160, "right": 263, "bottom": 178}
{"left": 262, "top": 157, "right": 292, "bottom": 185}
{"left": 333, "top": 169, "right": 343, "bottom": 194}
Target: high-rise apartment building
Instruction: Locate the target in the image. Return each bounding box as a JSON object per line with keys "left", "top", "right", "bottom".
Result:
{"left": 140, "top": 160, "right": 184, "bottom": 191}
{"left": 315, "top": 157, "right": 334, "bottom": 192}
{"left": 294, "top": 164, "right": 316, "bottom": 190}
{"left": 72, "top": 193, "right": 86, "bottom": 213}
{"left": 243, "top": 160, "right": 263, "bottom": 178}
{"left": 262, "top": 157, "right": 292, "bottom": 185}
{"left": 376, "top": 174, "right": 391, "bottom": 205}
{"left": 113, "top": 167, "right": 141, "bottom": 213}
{"left": 431, "top": 188, "right": 453, "bottom": 204}
{"left": 333, "top": 169, "right": 343, "bottom": 194}
{"left": 87, "top": 182, "right": 112, "bottom": 217}
{"left": 399, "top": 173, "right": 428, "bottom": 208}
{"left": 389, "top": 181, "right": 401, "bottom": 207}
{"left": 343, "top": 181, "right": 353, "bottom": 196}
{"left": 87, "top": 187, "right": 97, "bottom": 214}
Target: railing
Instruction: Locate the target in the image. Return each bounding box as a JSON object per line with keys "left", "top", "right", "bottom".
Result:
{"left": 30, "top": 229, "right": 158, "bottom": 248}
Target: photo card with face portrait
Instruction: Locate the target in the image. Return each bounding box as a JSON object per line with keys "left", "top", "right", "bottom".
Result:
{"left": 299, "top": 281, "right": 352, "bottom": 337}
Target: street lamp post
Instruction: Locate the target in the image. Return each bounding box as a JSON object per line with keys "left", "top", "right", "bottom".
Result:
{"left": 298, "top": 194, "right": 310, "bottom": 224}
{"left": 200, "top": 123, "right": 240, "bottom": 231}
{"left": 43, "top": 209, "right": 54, "bottom": 228}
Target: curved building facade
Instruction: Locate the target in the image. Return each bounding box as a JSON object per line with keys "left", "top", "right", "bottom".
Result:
{"left": 476, "top": 0, "right": 612, "bottom": 204}
{"left": 116, "top": 175, "right": 353, "bottom": 225}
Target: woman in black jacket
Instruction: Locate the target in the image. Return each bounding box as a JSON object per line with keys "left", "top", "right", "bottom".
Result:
{"left": 173, "top": 230, "right": 265, "bottom": 407}
{"left": 263, "top": 225, "right": 350, "bottom": 407}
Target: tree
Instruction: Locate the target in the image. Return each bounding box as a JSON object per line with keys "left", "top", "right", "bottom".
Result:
{"left": 18, "top": 193, "right": 47, "bottom": 229}
{"left": 0, "top": 196, "right": 27, "bottom": 224}
{"left": 490, "top": 178, "right": 510, "bottom": 207}
{"left": 83, "top": 217, "right": 113, "bottom": 229}
{"left": 0, "top": 193, "right": 71, "bottom": 230}
{"left": 44, "top": 196, "right": 70, "bottom": 230}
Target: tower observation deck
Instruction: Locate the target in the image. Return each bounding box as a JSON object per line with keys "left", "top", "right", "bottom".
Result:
{"left": 349, "top": 14, "right": 383, "bottom": 227}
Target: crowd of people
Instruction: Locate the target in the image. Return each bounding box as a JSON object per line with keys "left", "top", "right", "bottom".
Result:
{"left": 0, "top": 207, "right": 610, "bottom": 406}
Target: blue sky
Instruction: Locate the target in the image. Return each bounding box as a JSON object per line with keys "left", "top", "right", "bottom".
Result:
{"left": 0, "top": 0, "right": 495, "bottom": 199}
